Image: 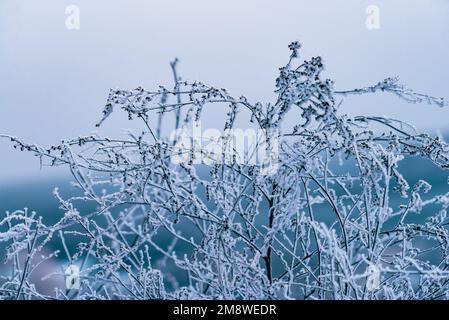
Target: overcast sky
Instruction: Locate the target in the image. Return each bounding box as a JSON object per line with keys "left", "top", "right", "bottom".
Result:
{"left": 1, "top": 0, "right": 448, "bottom": 182}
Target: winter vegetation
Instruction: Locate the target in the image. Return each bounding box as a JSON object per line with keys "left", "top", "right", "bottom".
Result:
{"left": 1, "top": 41, "right": 449, "bottom": 300}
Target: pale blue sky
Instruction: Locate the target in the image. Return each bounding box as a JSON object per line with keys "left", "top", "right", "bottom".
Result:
{"left": 1, "top": 0, "right": 448, "bottom": 181}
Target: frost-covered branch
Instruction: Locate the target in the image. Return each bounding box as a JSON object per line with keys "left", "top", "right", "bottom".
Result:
{"left": 1, "top": 41, "right": 449, "bottom": 300}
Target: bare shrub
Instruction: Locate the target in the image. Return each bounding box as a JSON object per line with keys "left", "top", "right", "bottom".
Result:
{"left": 1, "top": 42, "right": 449, "bottom": 300}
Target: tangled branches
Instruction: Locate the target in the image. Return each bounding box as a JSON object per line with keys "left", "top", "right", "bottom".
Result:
{"left": 1, "top": 42, "right": 449, "bottom": 300}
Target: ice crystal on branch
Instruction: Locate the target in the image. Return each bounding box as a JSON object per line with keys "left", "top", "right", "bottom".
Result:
{"left": 1, "top": 41, "right": 449, "bottom": 300}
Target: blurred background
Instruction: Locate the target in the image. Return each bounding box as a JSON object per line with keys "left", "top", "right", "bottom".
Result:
{"left": 0, "top": 0, "right": 448, "bottom": 280}
{"left": 1, "top": 0, "right": 449, "bottom": 182}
